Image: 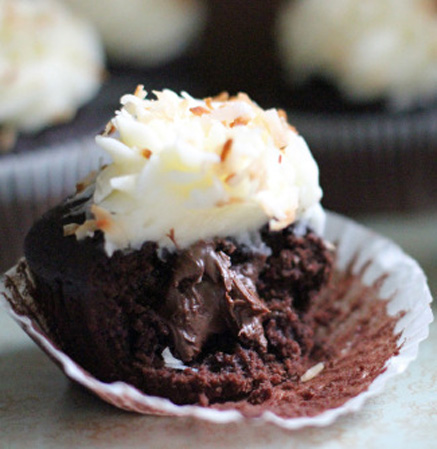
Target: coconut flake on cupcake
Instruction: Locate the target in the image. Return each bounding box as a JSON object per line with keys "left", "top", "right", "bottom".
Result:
{"left": 0, "top": 0, "right": 104, "bottom": 151}
{"left": 277, "top": 0, "right": 437, "bottom": 110}
{"left": 62, "top": 0, "right": 206, "bottom": 68}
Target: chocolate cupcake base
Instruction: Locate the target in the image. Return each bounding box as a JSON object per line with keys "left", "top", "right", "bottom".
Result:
{"left": 1, "top": 213, "right": 432, "bottom": 427}
{"left": 23, "top": 196, "right": 333, "bottom": 407}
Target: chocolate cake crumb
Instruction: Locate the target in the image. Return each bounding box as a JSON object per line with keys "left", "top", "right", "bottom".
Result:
{"left": 24, "top": 201, "right": 401, "bottom": 417}
{"left": 211, "top": 268, "right": 401, "bottom": 418}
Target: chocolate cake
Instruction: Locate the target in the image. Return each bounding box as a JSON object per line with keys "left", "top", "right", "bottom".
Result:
{"left": 22, "top": 203, "right": 402, "bottom": 417}
{"left": 21, "top": 88, "right": 403, "bottom": 417}
{"left": 24, "top": 198, "right": 333, "bottom": 406}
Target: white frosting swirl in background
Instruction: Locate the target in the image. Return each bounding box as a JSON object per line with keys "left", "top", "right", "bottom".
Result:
{"left": 80, "top": 87, "right": 324, "bottom": 256}
{"left": 62, "top": 0, "right": 206, "bottom": 67}
{"left": 0, "top": 0, "right": 104, "bottom": 134}
{"left": 277, "top": 0, "right": 437, "bottom": 109}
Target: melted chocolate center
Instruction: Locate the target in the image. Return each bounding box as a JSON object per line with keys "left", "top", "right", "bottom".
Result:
{"left": 163, "top": 241, "right": 269, "bottom": 361}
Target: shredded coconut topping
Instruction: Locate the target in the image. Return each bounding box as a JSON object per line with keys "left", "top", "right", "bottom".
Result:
{"left": 277, "top": 0, "right": 437, "bottom": 109}
{"left": 74, "top": 87, "right": 324, "bottom": 256}
{"left": 0, "top": 0, "right": 104, "bottom": 136}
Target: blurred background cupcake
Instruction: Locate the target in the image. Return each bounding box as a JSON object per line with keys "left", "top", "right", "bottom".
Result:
{"left": 274, "top": 0, "right": 437, "bottom": 216}
{"left": 0, "top": 0, "right": 105, "bottom": 153}
{"left": 62, "top": 0, "right": 207, "bottom": 69}
{"left": 0, "top": 0, "right": 107, "bottom": 270}
{"left": 276, "top": 0, "right": 437, "bottom": 112}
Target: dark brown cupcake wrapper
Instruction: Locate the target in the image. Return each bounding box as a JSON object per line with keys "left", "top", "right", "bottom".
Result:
{"left": 0, "top": 139, "right": 106, "bottom": 271}
{"left": 289, "top": 108, "right": 437, "bottom": 214}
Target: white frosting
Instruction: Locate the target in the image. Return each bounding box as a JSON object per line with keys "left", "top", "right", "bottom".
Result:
{"left": 62, "top": 0, "right": 206, "bottom": 67}
{"left": 277, "top": 0, "right": 437, "bottom": 109}
{"left": 0, "top": 0, "right": 104, "bottom": 133}
{"left": 78, "top": 87, "right": 324, "bottom": 256}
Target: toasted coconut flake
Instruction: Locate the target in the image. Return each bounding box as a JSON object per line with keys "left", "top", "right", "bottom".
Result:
{"left": 220, "top": 138, "right": 233, "bottom": 162}
{"left": 278, "top": 109, "right": 288, "bottom": 120}
{"left": 224, "top": 173, "right": 236, "bottom": 184}
{"left": 216, "top": 196, "right": 244, "bottom": 207}
{"left": 166, "top": 228, "right": 179, "bottom": 249}
{"left": 63, "top": 223, "right": 80, "bottom": 237}
{"left": 301, "top": 362, "right": 325, "bottom": 383}
{"left": 142, "top": 148, "right": 152, "bottom": 159}
{"left": 91, "top": 204, "right": 114, "bottom": 232}
{"left": 74, "top": 220, "right": 98, "bottom": 240}
{"left": 213, "top": 91, "right": 229, "bottom": 102}
{"left": 234, "top": 92, "right": 251, "bottom": 104}
{"left": 230, "top": 116, "right": 250, "bottom": 128}
{"left": 204, "top": 97, "right": 214, "bottom": 109}
{"left": 102, "top": 121, "right": 117, "bottom": 137}
{"left": 134, "top": 84, "right": 146, "bottom": 98}
{"left": 190, "top": 106, "right": 209, "bottom": 116}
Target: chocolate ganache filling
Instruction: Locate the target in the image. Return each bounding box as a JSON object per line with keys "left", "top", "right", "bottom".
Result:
{"left": 164, "top": 240, "right": 269, "bottom": 362}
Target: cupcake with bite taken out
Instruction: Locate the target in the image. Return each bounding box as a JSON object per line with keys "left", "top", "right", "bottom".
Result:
{"left": 24, "top": 87, "right": 333, "bottom": 407}
{"left": 7, "top": 86, "right": 416, "bottom": 420}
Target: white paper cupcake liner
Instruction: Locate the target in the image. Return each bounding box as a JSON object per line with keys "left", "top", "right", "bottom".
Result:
{"left": 0, "top": 212, "right": 433, "bottom": 429}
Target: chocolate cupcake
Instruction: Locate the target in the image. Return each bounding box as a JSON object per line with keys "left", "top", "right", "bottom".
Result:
{"left": 23, "top": 87, "right": 331, "bottom": 407}
{"left": 1, "top": 87, "right": 432, "bottom": 426}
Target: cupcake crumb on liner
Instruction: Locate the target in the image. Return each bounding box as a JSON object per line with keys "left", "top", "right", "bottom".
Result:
{"left": 0, "top": 212, "right": 432, "bottom": 429}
